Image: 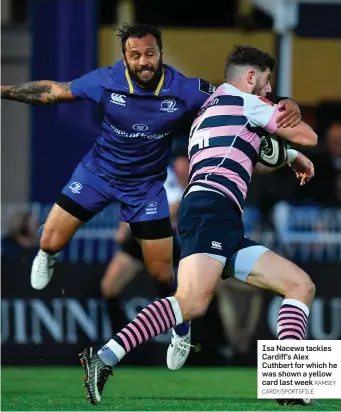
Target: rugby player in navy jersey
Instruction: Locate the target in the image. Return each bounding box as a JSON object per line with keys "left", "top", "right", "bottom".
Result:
{"left": 1, "top": 23, "right": 301, "bottom": 383}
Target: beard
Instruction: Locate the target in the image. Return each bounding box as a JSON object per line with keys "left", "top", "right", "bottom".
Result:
{"left": 252, "top": 76, "right": 271, "bottom": 97}
{"left": 251, "top": 80, "right": 264, "bottom": 96}
{"left": 126, "top": 58, "right": 163, "bottom": 89}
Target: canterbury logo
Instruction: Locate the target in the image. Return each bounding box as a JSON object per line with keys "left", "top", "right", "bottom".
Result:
{"left": 211, "top": 241, "right": 222, "bottom": 250}
{"left": 110, "top": 93, "right": 126, "bottom": 106}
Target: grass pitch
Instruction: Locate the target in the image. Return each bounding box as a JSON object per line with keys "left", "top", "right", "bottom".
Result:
{"left": 1, "top": 367, "right": 339, "bottom": 411}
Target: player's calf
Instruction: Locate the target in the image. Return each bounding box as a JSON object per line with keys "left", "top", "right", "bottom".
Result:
{"left": 277, "top": 272, "right": 315, "bottom": 341}
{"left": 246, "top": 250, "right": 315, "bottom": 340}
{"left": 244, "top": 250, "right": 315, "bottom": 406}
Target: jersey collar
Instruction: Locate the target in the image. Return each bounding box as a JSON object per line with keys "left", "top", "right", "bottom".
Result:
{"left": 125, "top": 67, "right": 165, "bottom": 96}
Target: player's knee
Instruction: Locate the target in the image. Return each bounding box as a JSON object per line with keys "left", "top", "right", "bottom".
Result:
{"left": 303, "top": 277, "right": 316, "bottom": 301}
{"left": 145, "top": 259, "right": 173, "bottom": 284}
{"left": 40, "top": 229, "right": 66, "bottom": 254}
{"left": 100, "top": 277, "right": 117, "bottom": 299}
{"left": 176, "top": 294, "right": 210, "bottom": 321}
{"left": 284, "top": 270, "right": 316, "bottom": 304}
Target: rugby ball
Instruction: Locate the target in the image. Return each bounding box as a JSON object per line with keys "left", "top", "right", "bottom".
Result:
{"left": 259, "top": 135, "right": 287, "bottom": 168}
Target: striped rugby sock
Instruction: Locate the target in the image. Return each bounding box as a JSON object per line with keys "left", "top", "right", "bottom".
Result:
{"left": 98, "top": 297, "right": 183, "bottom": 366}
{"left": 277, "top": 298, "right": 309, "bottom": 340}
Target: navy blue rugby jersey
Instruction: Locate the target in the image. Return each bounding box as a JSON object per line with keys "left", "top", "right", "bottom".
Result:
{"left": 70, "top": 60, "right": 215, "bottom": 182}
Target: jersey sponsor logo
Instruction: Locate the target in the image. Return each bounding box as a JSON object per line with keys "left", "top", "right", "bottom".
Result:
{"left": 132, "top": 124, "right": 148, "bottom": 132}
{"left": 258, "top": 96, "right": 274, "bottom": 106}
{"left": 197, "top": 97, "right": 220, "bottom": 116}
{"left": 160, "top": 99, "right": 178, "bottom": 113}
{"left": 211, "top": 241, "right": 222, "bottom": 250}
{"left": 110, "top": 93, "right": 126, "bottom": 106}
{"left": 145, "top": 201, "right": 157, "bottom": 215}
{"left": 199, "top": 79, "right": 216, "bottom": 95}
{"left": 69, "top": 182, "right": 82, "bottom": 194}
{"left": 110, "top": 125, "right": 169, "bottom": 140}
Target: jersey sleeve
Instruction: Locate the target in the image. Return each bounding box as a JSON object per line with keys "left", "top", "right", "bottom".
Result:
{"left": 244, "top": 95, "right": 281, "bottom": 134}
{"left": 182, "top": 78, "right": 217, "bottom": 112}
{"left": 70, "top": 67, "right": 114, "bottom": 103}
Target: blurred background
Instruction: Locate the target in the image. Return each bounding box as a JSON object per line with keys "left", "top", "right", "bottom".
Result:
{"left": 1, "top": 0, "right": 341, "bottom": 369}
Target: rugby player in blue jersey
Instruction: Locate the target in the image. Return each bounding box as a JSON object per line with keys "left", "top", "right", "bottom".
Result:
{"left": 1, "top": 23, "right": 301, "bottom": 382}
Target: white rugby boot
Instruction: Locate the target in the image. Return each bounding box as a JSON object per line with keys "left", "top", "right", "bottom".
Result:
{"left": 166, "top": 327, "right": 192, "bottom": 370}
{"left": 30, "top": 249, "right": 59, "bottom": 290}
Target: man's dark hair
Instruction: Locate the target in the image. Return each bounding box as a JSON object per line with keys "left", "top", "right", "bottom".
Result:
{"left": 117, "top": 22, "right": 163, "bottom": 55}
{"left": 225, "top": 45, "right": 276, "bottom": 79}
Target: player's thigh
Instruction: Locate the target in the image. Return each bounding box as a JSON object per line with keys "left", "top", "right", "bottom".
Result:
{"left": 246, "top": 250, "right": 315, "bottom": 303}
{"left": 101, "top": 250, "right": 143, "bottom": 298}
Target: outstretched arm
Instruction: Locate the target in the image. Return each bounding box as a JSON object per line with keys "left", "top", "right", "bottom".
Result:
{"left": 254, "top": 150, "right": 315, "bottom": 186}
{"left": 254, "top": 162, "right": 284, "bottom": 174}
{"left": 1, "top": 81, "right": 77, "bottom": 105}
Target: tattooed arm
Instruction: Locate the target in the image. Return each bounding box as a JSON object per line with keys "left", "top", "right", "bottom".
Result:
{"left": 1, "top": 81, "right": 78, "bottom": 104}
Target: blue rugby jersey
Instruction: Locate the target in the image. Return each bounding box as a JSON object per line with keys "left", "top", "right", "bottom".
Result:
{"left": 70, "top": 60, "right": 215, "bottom": 182}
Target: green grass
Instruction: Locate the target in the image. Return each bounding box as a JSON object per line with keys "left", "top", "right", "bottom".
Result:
{"left": 1, "top": 367, "right": 340, "bottom": 411}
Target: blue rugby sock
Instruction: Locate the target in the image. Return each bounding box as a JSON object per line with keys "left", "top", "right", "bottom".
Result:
{"left": 174, "top": 321, "right": 190, "bottom": 336}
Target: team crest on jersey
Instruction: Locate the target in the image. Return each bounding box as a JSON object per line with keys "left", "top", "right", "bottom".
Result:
{"left": 258, "top": 96, "right": 274, "bottom": 106}
{"left": 110, "top": 93, "right": 126, "bottom": 106}
{"left": 160, "top": 99, "right": 178, "bottom": 113}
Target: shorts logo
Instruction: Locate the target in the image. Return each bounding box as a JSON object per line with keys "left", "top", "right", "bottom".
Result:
{"left": 69, "top": 182, "right": 82, "bottom": 194}
{"left": 110, "top": 93, "right": 126, "bottom": 106}
{"left": 146, "top": 201, "right": 157, "bottom": 215}
{"left": 160, "top": 99, "right": 178, "bottom": 113}
{"left": 133, "top": 124, "right": 148, "bottom": 131}
{"left": 211, "top": 241, "right": 222, "bottom": 250}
